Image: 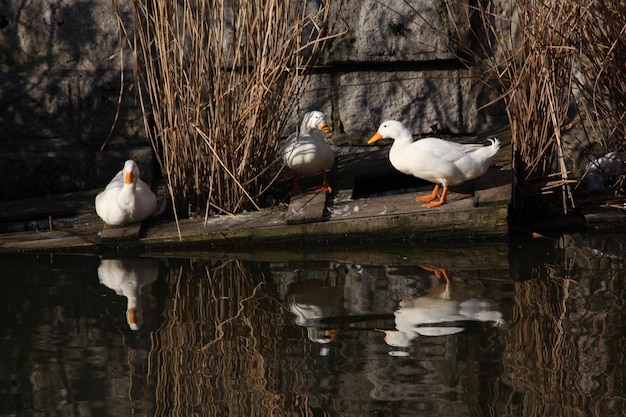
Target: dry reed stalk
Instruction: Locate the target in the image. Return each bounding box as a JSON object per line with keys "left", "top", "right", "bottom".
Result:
{"left": 445, "top": 0, "right": 626, "bottom": 215}
{"left": 575, "top": 2, "right": 626, "bottom": 144}
{"left": 126, "top": 0, "right": 334, "bottom": 221}
{"left": 148, "top": 259, "right": 309, "bottom": 416}
{"left": 502, "top": 253, "right": 626, "bottom": 417}
{"left": 469, "top": 0, "right": 580, "bottom": 213}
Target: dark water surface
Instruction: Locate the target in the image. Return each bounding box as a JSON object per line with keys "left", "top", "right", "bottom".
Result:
{"left": 1, "top": 233, "right": 624, "bottom": 416}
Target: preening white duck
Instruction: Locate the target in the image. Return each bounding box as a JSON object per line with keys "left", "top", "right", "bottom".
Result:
{"left": 287, "top": 275, "right": 339, "bottom": 355}
{"left": 283, "top": 110, "right": 334, "bottom": 195}
{"left": 98, "top": 258, "right": 159, "bottom": 330}
{"left": 95, "top": 160, "right": 157, "bottom": 226}
{"left": 368, "top": 120, "right": 501, "bottom": 208}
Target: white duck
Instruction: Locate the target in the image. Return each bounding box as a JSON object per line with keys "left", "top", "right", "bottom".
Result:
{"left": 283, "top": 110, "right": 334, "bottom": 195}
{"left": 95, "top": 160, "right": 157, "bottom": 226}
{"left": 378, "top": 268, "right": 503, "bottom": 349}
{"left": 98, "top": 258, "right": 159, "bottom": 330}
{"left": 368, "top": 120, "right": 501, "bottom": 207}
{"left": 287, "top": 276, "right": 340, "bottom": 354}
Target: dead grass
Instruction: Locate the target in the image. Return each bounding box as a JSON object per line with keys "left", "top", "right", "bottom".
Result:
{"left": 148, "top": 259, "right": 307, "bottom": 416}
{"left": 123, "top": 0, "right": 335, "bottom": 224}
{"left": 118, "top": 0, "right": 626, "bottom": 222}
{"left": 446, "top": 0, "right": 626, "bottom": 216}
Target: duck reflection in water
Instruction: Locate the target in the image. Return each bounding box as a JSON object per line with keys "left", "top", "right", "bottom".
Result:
{"left": 98, "top": 258, "right": 159, "bottom": 330}
{"left": 378, "top": 266, "right": 504, "bottom": 350}
{"left": 286, "top": 268, "right": 341, "bottom": 355}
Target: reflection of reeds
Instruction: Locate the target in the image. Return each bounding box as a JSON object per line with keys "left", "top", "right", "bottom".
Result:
{"left": 149, "top": 259, "right": 313, "bottom": 416}
{"left": 125, "top": 0, "right": 334, "bottom": 218}
{"left": 502, "top": 266, "right": 625, "bottom": 416}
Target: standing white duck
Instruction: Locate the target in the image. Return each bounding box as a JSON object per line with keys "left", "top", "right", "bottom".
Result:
{"left": 95, "top": 160, "right": 157, "bottom": 226}
{"left": 368, "top": 120, "right": 501, "bottom": 207}
{"left": 378, "top": 267, "right": 503, "bottom": 349}
{"left": 98, "top": 258, "right": 159, "bottom": 330}
{"left": 283, "top": 110, "right": 334, "bottom": 195}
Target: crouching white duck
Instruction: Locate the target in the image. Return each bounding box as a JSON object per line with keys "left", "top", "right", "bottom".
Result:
{"left": 283, "top": 110, "right": 334, "bottom": 195}
{"left": 95, "top": 160, "right": 158, "bottom": 226}
{"left": 368, "top": 120, "right": 500, "bottom": 207}
{"left": 98, "top": 257, "right": 159, "bottom": 330}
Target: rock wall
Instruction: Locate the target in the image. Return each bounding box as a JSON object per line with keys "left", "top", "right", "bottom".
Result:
{"left": 295, "top": 0, "right": 507, "bottom": 140}
{"left": 0, "top": 0, "right": 508, "bottom": 201}
{"left": 0, "top": 0, "right": 150, "bottom": 201}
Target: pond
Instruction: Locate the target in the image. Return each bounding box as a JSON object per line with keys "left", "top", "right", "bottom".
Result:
{"left": 0, "top": 233, "right": 624, "bottom": 417}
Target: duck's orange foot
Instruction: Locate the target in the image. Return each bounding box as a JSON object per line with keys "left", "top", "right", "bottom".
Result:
{"left": 420, "top": 265, "right": 452, "bottom": 283}
{"left": 416, "top": 184, "right": 440, "bottom": 203}
{"left": 420, "top": 185, "right": 448, "bottom": 208}
{"left": 416, "top": 194, "right": 438, "bottom": 203}
{"left": 423, "top": 199, "right": 445, "bottom": 208}
{"left": 316, "top": 184, "right": 332, "bottom": 193}
{"left": 316, "top": 169, "right": 332, "bottom": 193}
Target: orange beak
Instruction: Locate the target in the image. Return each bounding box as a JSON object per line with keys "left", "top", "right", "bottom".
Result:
{"left": 128, "top": 308, "right": 137, "bottom": 325}
{"left": 374, "top": 328, "right": 388, "bottom": 342}
{"left": 368, "top": 131, "right": 383, "bottom": 144}
{"left": 124, "top": 171, "right": 133, "bottom": 184}
{"left": 327, "top": 329, "right": 338, "bottom": 341}
{"left": 320, "top": 122, "right": 332, "bottom": 135}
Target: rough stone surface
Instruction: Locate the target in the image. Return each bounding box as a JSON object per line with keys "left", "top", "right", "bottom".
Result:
{"left": 0, "top": 0, "right": 131, "bottom": 73}
{"left": 0, "top": 148, "right": 155, "bottom": 204}
{"left": 0, "top": 0, "right": 147, "bottom": 201}
{"left": 337, "top": 70, "right": 478, "bottom": 135}
{"left": 322, "top": 0, "right": 465, "bottom": 63}
{"left": 286, "top": 70, "right": 505, "bottom": 139}
{"left": 0, "top": 73, "right": 144, "bottom": 146}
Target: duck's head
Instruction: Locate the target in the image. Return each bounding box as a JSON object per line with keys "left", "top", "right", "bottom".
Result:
{"left": 302, "top": 110, "right": 332, "bottom": 135}
{"left": 123, "top": 160, "right": 140, "bottom": 185}
{"left": 375, "top": 328, "right": 412, "bottom": 348}
{"left": 368, "top": 120, "right": 407, "bottom": 144}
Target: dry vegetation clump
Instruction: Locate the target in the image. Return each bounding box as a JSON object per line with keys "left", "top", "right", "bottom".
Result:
{"left": 120, "top": 0, "right": 626, "bottom": 225}
{"left": 149, "top": 259, "right": 313, "bottom": 417}
{"left": 123, "top": 0, "right": 334, "bottom": 222}
{"left": 448, "top": 0, "right": 626, "bottom": 219}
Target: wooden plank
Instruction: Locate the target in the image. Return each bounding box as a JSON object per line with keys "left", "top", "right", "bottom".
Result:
{"left": 126, "top": 240, "right": 511, "bottom": 271}
{"left": 0, "top": 190, "right": 98, "bottom": 223}
{"left": 0, "top": 189, "right": 102, "bottom": 251}
{"left": 101, "top": 223, "right": 143, "bottom": 241}
{"left": 285, "top": 191, "right": 328, "bottom": 225}
{"left": 130, "top": 199, "right": 509, "bottom": 251}
{"left": 473, "top": 167, "right": 514, "bottom": 206}
{"left": 0, "top": 128, "right": 516, "bottom": 252}
{"left": 0, "top": 229, "right": 100, "bottom": 251}
{"left": 329, "top": 187, "right": 476, "bottom": 221}
{"left": 0, "top": 165, "right": 512, "bottom": 253}
{"left": 581, "top": 206, "right": 626, "bottom": 230}
{"left": 0, "top": 193, "right": 510, "bottom": 253}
